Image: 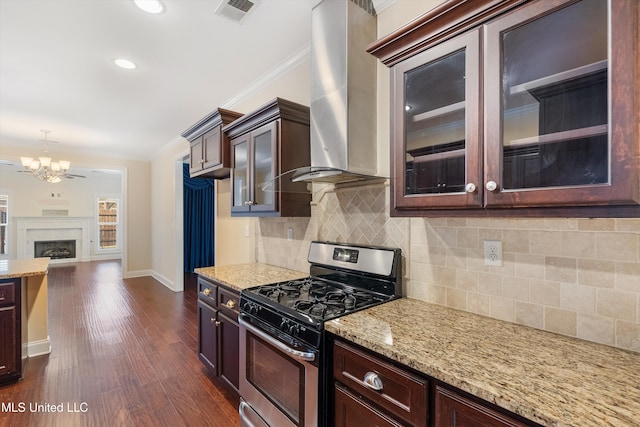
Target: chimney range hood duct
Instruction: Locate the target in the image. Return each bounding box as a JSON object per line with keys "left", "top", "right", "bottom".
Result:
{"left": 276, "top": 0, "right": 384, "bottom": 185}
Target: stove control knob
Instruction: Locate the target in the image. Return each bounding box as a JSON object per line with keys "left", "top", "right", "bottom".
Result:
{"left": 280, "top": 319, "right": 289, "bottom": 330}
{"left": 288, "top": 324, "right": 300, "bottom": 336}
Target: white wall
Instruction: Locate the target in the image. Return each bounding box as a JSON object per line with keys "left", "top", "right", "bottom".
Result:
{"left": 148, "top": 49, "right": 312, "bottom": 290}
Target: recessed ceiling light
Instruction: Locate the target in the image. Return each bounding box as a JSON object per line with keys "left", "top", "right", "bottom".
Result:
{"left": 114, "top": 58, "right": 137, "bottom": 70}
{"left": 133, "top": 0, "right": 164, "bottom": 14}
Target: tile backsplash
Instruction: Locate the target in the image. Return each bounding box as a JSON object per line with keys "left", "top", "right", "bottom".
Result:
{"left": 256, "top": 183, "right": 640, "bottom": 352}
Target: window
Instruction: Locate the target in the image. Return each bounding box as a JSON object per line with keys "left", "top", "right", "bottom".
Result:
{"left": 0, "top": 195, "right": 7, "bottom": 255}
{"left": 97, "top": 197, "right": 119, "bottom": 250}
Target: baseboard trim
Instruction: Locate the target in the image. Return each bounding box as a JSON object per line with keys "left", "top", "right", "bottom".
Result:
{"left": 27, "top": 337, "right": 52, "bottom": 357}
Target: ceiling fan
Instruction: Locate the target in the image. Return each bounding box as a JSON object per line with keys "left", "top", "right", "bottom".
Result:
{"left": 18, "top": 130, "right": 86, "bottom": 182}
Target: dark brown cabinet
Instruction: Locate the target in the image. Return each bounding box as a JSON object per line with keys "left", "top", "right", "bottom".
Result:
{"left": 333, "top": 339, "right": 428, "bottom": 427}
{"left": 196, "top": 276, "right": 240, "bottom": 395}
{"left": 182, "top": 108, "right": 242, "bottom": 179}
{"left": 224, "top": 97, "right": 311, "bottom": 217}
{"left": 332, "top": 338, "right": 538, "bottom": 427}
{"left": 434, "top": 386, "right": 529, "bottom": 427}
{"left": 369, "top": 0, "right": 639, "bottom": 217}
{"left": 0, "top": 278, "right": 24, "bottom": 385}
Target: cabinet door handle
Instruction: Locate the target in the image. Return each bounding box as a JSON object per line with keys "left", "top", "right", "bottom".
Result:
{"left": 486, "top": 181, "right": 498, "bottom": 192}
{"left": 224, "top": 300, "right": 236, "bottom": 309}
{"left": 363, "top": 372, "right": 383, "bottom": 391}
{"left": 465, "top": 183, "right": 477, "bottom": 193}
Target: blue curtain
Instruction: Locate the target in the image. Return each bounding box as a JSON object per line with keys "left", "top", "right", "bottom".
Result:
{"left": 183, "top": 164, "right": 215, "bottom": 272}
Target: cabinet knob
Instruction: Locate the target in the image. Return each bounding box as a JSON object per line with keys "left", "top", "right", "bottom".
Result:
{"left": 486, "top": 181, "right": 498, "bottom": 192}
{"left": 363, "top": 372, "right": 384, "bottom": 391}
{"left": 225, "top": 300, "right": 236, "bottom": 309}
{"left": 244, "top": 201, "right": 254, "bottom": 206}
{"left": 210, "top": 317, "right": 215, "bottom": 324}
{"left": 465, "top": 183, "right": 477, "bottom": 193}
{"left": 202, "top": 288, "right": 212, "bottom": 296}
{"left": 215, "top": 320, "right": 221, "bottom": 327}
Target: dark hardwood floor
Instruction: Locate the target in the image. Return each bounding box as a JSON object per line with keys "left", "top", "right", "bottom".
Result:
{"left": 0, "top": 261, "right": 239, "bottom": 427}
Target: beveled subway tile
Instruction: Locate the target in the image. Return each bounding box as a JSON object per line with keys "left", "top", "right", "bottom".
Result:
{"left": 515, "top": 302, "right": 544, "bottom": 329}
{"left": 544, "top": 307, "right": 577, "bottom": 336}
{"left": 577, "top": 313, "right": 614, "bottom": 346}
{"left": 545, "top": 256, "right": 577, "bottom": 283}
{"left": 490, "top": 296, "right": 515, "bottom": 322}
{"left": 596, "top": 232, "right": 637, "bottom": 262}
{"left": 578, "top": 218, "right": 615, "bottom": 231}
{"left": 577, "top": 259, "right": 615, "bottom": 288}
{"left": 616, "top": 320, "right": 640, "bottom": 353}
{"left": 467, "top": 292, "right": 491, "bottom": 317}
{"left": 530, "top": 279, "right": 561, "bottom": 307}
{"left": 560, "top": 283, "right": 596, "bottom": 314}
{"left": 597, "top": 289, "right": 637, "bottom": 322}
{"left": 560, "top": 231, "right": 596, "bottom": 258}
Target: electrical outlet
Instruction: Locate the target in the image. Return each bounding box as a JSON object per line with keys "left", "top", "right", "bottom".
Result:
{"left": 483, "top": 240, "right": 503, "bottom": 267}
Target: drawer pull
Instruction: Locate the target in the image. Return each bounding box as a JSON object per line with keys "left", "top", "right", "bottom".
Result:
{"left": 363, "top": 372, "right": 383, "bottom": 391}
{"left": 224, "top": 300, "right": 236, "bottom": 309}
{"left": 202, "top": 288, "right": 212, "bottom": 296}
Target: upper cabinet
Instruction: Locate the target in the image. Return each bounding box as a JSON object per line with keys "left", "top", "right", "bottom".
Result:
{"left": 182, "top": 108, "right": 243, "bottom": 179}
{"left": 369, "top": 0, "right": 639, "bottom": 217}
{"left": 223, "top": 98, "right": 311, "bottom": 217}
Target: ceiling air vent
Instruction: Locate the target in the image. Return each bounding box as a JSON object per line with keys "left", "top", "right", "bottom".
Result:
{"left": 215, "top": 0, "right": 259, "bottom": 23}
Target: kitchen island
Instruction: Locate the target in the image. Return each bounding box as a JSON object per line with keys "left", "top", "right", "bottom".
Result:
{"left": 0, "top": 258, "right": 50, "bottom": 383}
{"left": 325, "top": 298, "right": 640, "bottom": 427}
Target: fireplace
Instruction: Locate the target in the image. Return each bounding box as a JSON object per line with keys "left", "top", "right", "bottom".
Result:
{"left": 34, "top": 240, "right": 77, "bottom": 260}
{"left": 16, "top": 217, "right": 91, "bottom": 262}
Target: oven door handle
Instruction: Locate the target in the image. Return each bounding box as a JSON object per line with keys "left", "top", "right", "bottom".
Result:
{"left": 239, "top": 314, "right": 316, "bottom": 362}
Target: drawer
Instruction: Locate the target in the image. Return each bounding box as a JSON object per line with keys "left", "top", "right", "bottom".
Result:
{"left": 334, "top": 339, "right": 428, "bottom": 427}
{"left": 434, "top": 386, "right": 531, "bottom": 427}
{"left": 335, "top": 383, "right": 405, "bottom": 427}
{"left": 217, "top": 286, "right": 239, "bottom": 318}
{"left": 197, "top": 277, "right": 216, "bottom": 306}
{"left": 0, "top": 282, "right": 15, "bottom": 306}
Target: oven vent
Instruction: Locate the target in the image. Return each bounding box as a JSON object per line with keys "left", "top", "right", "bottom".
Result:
{"left": 215, "top": 0, "right": 259, "bottom": 23}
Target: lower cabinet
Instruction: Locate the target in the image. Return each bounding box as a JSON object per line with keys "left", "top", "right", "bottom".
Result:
{"left": 434, "top": 386, "right": 529, "bottom": 427}
{"left": 0, "top": 278, "right": 24, "bottom": 385}
{"left": 335, "top": 383, "right": 406, "bottom": 427}
{"left": 197, "top": 276, "right": 240, "bottom": 396}
{"left": 333, "top": 339, "right": 428, "bottom": 427}
{"left": 332, "top": 338, "right": 537, "bottom": 427}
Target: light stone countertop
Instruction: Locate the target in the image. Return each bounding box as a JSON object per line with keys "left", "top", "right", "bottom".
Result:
{"left": 325, "top": 298, "right": 640, "bottom": 427}
{"left": 194, "top": 263, "right": 308, "bottom": 292}
{"left": 0, "top": 258, "right": 50, "bottom": 279}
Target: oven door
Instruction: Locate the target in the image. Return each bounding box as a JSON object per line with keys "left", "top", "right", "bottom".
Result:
{"left": 239, "top": 314, "right": 318, "bottom": 427}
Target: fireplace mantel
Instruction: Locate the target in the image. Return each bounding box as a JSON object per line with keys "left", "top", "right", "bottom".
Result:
{"left": 16, "top": 217, "right": 91, "bottom": 263}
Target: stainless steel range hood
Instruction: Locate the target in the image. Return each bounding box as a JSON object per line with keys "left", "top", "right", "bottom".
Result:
{"left": 279, "top": 0, "right": 384, "bottom": 185}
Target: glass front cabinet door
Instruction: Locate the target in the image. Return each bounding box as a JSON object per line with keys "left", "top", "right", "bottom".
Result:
{"left": 230, "top": 121, "right": 278, "bottom": 214}
{"left": 393, "top": 29, "right": 481, "bottom": 209}
{"left": 484, "top": 0, "right": 636, "bottom": 208}
{"left": 377, "top": 0, "right": 638, "bottom": 216}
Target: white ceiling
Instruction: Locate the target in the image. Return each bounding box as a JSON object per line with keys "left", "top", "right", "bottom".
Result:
{"left": 0, "top": 0, "right": 316, "bottom": 160}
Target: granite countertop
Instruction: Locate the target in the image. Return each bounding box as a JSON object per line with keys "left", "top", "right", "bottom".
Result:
{"left": 325, "top": 298, "right": 640, "bottom": 427}
{"left": 194, "top": 262, "right": 308, "bottom": 292}
{"left": 0, "top": 258, "right": 50, "bottom": 279}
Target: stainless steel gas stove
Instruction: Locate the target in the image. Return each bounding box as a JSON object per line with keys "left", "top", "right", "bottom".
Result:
{"left": 238, "top": 241, "right": 402, "bottom": 427}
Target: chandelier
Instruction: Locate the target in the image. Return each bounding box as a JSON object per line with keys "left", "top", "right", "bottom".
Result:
{"left": 19, "top": 130, "right": 71, "bottom": 184}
